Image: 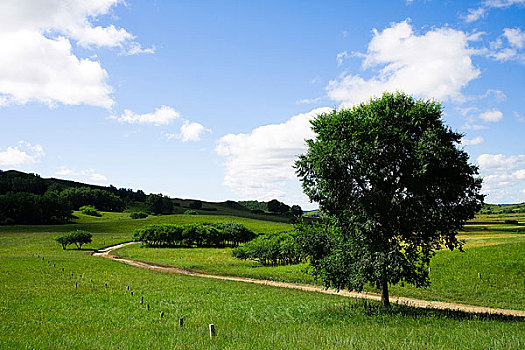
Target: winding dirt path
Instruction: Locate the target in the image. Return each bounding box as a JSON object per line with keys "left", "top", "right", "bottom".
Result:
{"left": 93, "top": 242, "right": 525, "bottom": 318}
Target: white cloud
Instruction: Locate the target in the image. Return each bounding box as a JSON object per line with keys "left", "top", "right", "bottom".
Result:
{"left": 463, "top": 8, "right": 487, "bottom": 23}
{"left": 0, "top": 1, "right": 152, "bottom": 108}
{"left": 327, "top": 20, "right": 480, "bottom": 107}
{"left": 477, "top": 153, "right": 525, "bottom": 203}
{"left": 56, "top": 167, "right": 75, "bottom": 176}
{"left": 216, "top": 107, "right": 332, "bottom": 202}
{"left": 296, "top": 97, "right": 322, "bottom": 104}
{"left": 90, "top": 173, "right": 108, "bottom": 182}
{"left": 477, "top": 154, "right": 525, "bottom": 170}
{"left": 488, "top": 28, "right": 525, "bottom": 62}
{"left": 515, "top": 112, "right": 525, "bottom": 123}
{"left": 179, "top": 121, "right": 210, "bottom": 142}
{"left": 0, "top": 31, "right": 113, "bottom": 108}
{"left": 463, "top": 0, "right": 525, "bottom": 23}
{"left": 461, "top": 136, "right": 485, "bottom": 145}
{"left": 55, "top": 166, "right": 108, "bottom": 184}
{"left": 0, "top": 141, "right": 44, "bottom": 167}
{"left": 483, "top": 0, "right": 525, "bottom": 8}
{"left": 479, "top": 109, "right": 503, "bottom": 122}
{"left": 504, "top": 28, "right": 525, "bottom": 49}
{"left": 336, "top": 51, "right": 349, "bottom": 66}
{"left": 111, "top": 106, "right": 181, "bottom": 126}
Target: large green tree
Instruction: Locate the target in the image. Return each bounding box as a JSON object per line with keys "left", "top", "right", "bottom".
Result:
{"left": 295, "top": 92, "right": 483, "bottom": 307}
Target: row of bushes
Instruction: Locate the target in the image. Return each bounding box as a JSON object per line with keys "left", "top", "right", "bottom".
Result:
{"left": 133, "top": 222, "right": 256, "bottom": 247}
{"left": 232, "top": 231, "right": 306, "bottom": 266}
{"left": 54, "top": 230, "right": 93, "bottom": 250}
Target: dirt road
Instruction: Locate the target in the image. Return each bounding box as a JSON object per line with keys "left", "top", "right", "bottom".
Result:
{"left": 93, "top": 242, "right": 525, "bottom": 318}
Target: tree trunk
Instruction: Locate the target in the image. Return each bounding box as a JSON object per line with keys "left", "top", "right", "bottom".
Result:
{"left": 381, "top": 279, "right": 390, "bottom": 308}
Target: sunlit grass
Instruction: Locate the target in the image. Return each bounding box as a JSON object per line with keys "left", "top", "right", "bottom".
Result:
{"left": 1, "top": 228, "right": 524, "bottom": 349}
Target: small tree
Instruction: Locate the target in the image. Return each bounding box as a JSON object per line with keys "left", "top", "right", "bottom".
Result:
{"left": 69, "top": 230, "right": 93, "bottom": 249}
{"left": 268, "top": 199, "right": 290, "bottom": 214}
{"left": 54, "top": 234, "right": 71, "bottom": 250}
{"left": 295, "top": 92, "right": 483, "bottom": 307}
{"left": 80, "top": 205, "right": 101, "bottom": 217}
{"left": 291, "top": 205, "right": 303, "bottom": 217}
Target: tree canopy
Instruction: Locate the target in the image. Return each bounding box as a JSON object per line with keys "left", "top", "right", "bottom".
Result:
{"left": 294, "top": 92, "right": 483, "bottom": 307}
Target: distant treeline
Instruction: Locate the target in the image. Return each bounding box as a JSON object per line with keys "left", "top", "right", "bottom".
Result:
{"left": 0, "top": 187, "right": 126, "bottom": 225}
{"left": 0, "top": 170, "right": 144, "bottom": 224}
{"left": 0, "top": 170, "right": 146, "bottom": 202}
{"left": 239, "top": 199, "right": 302, "bottom": 216}
{"left": 133, "top": 222, "right": 256, "bottom": 247}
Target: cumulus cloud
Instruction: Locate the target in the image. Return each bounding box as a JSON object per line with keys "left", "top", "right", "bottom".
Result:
{"left": 479, "top": 109, "right": 503, "bottom": 122}
{"left": 0, "top": 1, "right": 152, "bottom": 108}
{"left": 179, "top": 121, "right": 210, "bottom": 142}
{"left": 326, "top": 20, "right": 480, "bottom": 107}
{"left": 0, "top": 141, "right": 44, "bottom": 167}
{"left": 111, "top": 105, "right": 181, "bottom": 126}
{"left": 216, "top": 107, "right": 332, "bottom": 201}
{"left": 165, "top": 121, "right": 210, "bottom": 142}
{"left": 461, "top": 136, "right": 485, "bottom": 145}
{"left": 488, "top": 28, "right": 525, "bottom": 62}
{"left": 56, "top": 166, "right": 108, "bottom": 184}
{"left": 477, "top": 153, "right": 525, "bottom": 202}
{"left": 0, "top": 31, "right": 113, "bottom": 108}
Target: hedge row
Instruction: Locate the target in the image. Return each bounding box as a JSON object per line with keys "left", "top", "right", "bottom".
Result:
{"left": 232, "top": 231, "right": 306, "bottom": 266}
{"left": 133, "top": 222, "right": 256, "bottom": 247}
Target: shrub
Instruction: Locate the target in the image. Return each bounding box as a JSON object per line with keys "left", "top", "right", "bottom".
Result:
{"left": 54, "top": 234, "right": 71, "bottom": 250}
{"left": 54, "top": 230, "right": 92, "bottom": 250}
{"left": 133, "top": 222, "right": 255, "bottom": 248}
{"left": 130, "top": 211, "right": 148, "bottom": 219}
{"left": 80, "top": 205, "right": 101, "bottom": 217}
{"left": 69, "top": 230, "right": 93, "bottom": 249}
{"left": 232, "top": 231, "right": 305, "bottom": 266}
{"left": 184, "top": 210, "right": 198, "bottom": 215}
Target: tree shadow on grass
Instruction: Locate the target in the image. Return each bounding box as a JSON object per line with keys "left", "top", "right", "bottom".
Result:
{"left": 63, "top": 248, "right": 98, "bottom": 252}
{"left": 321, "top": 298, "right": 524, "bottom": 323}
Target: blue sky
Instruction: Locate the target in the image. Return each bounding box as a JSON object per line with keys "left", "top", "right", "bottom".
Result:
{"left": 1, "top": 0, "right": 524, "bottom": 209}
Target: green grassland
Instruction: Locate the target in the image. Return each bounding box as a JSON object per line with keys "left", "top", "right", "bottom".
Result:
{"left": 114, "top": 235, "right": 525, "bottom": 311}
{"left": 1, "top": 229, "right": 523, "bottom": 349}
{"left": 0, "top": 212, "right": 292, "bottom": 237}
{"left": 1, "top": 211, "right": 524, "bottom": 348}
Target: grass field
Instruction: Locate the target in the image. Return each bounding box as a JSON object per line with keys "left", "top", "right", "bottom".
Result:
{"left": 114, "top": 235, "right": 525, "bottom": 311}
{"left": 1, "top": 212, "right": 524, "bottom": 348}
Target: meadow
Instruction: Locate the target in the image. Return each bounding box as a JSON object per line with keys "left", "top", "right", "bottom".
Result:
{"left": 0, "top": 211, "right": 524, "bottom": 349}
